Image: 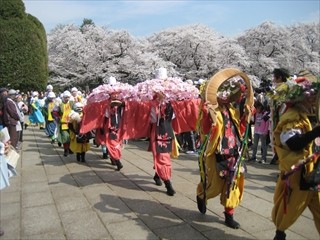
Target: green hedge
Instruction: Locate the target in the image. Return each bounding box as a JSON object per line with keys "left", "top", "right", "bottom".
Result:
{"left": 0, "top": 0, "right": 48, "bottom": 91}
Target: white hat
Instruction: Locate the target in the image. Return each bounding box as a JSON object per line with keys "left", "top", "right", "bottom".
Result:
{"left": 8, "top": 89, "right": 17, "bottom": 95}
{"left": 155, "top": 67, "right": 168, "bottom": 80}
{"left": 47, "top": 92, "right": 56, "bottom": 98}
{"left": 46, "top": 84, "right": 53, "bottom": 90}
{"left": 32, "top": 91, "right": 39, "bottom": 97}
{"left": 63, "top": 90, "right": 71, "bottom": 97}
{"left": 71, "top": 87, "right": 78, "bottom": 93}
{"left": 108, "top": 77, "right": 117, "bottom": 86}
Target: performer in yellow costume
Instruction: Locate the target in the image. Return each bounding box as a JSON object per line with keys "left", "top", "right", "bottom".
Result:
{"left": 270, "top": 73, "right": 320, "bottom": 240}
{"left": 69, "top": 102, "right": 90, "bottom": 162}
{"left": 196, "top": 68, "right": 254, "bottom": 229}
{"left": 52, "top": 90, "right": 74, "bottom": 156}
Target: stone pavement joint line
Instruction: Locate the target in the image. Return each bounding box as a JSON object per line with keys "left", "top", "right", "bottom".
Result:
{"left": 0, "top": 126, "right": 318, "bottom": 239}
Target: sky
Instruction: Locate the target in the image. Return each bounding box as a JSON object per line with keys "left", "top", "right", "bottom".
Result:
{"left": 23, "top": 0, "right": 320, "bottom": 37}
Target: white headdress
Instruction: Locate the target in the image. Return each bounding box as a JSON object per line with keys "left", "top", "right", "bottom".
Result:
{"left": 63, "top": 90, "right": 71, "bottom": 98}
{"left": 155, "top": 67, "right": 168, "bottom": 80}
{"left": 108, "top": 77, "right": 117, "bottom": 86}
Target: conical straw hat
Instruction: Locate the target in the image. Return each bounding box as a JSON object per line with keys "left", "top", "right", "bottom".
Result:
{"left": 205, "top": 68, "right": 254, "bottom": 124}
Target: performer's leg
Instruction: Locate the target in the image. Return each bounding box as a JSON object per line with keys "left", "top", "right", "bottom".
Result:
{"left": 153, "top": 173, "right": 162, "bottom": 186}
{"left": 81, "top": 152, "right": 86, "bottom": 162}
{"left": 63, "top": 143, "right": 69, "bottom": 156}
{"left": 272, "top": 173, "right": 309, "bottom": 233}
{"left": 101, "top": 145, "right": 108, "bottom": 159}
{"left": 155, "top": 153, "right": 175, "bottom": 196}
{"left": 224, "top": 207, "right": 240, "bottom": 229}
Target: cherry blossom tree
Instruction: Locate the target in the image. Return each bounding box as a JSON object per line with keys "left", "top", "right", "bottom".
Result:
{"left": 236, "top": 22, "right": 291, "bottom": 83}
{"left": 147, "top": 24, "right": 223, "bottom": 80}
{"left": 47, "top": 21, "right": 319, "bottom": 91}
{"left": 287, "top": 22, "right": 320, "bottom": 75}
{"left": 48, "top": 24, "right": 99, "bottom": 89}
{"left": 237, "top": 21, "right": 319, "bottom": 84}
{"left": 48, "top": 23, "right": 174, "bottom": 89}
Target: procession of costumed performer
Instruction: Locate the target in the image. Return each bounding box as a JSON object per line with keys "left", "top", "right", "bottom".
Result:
{"left": 93, "top": 77, "right": 119, "bottom": 161}
{"left": 80, "top": 68, "right": 200, "bottom": 193}
{"left": 149, "top": 68, "right": 176, "bottom": 196}
{"left": 68, "top": 102, "right": 90, "bottom": 163}
{"left": 42, "top": 91, "right": 57, "bottom": 143}
{"left": 52, "top": 90, "right": 74, "bottom": 157}
{"left": 196, "top": 68, "right": 254, "bottom": 229}
{"left": 267, "top": 71, "right": 320, "bottom": 240}
{"left": 84, "top": 77, "right": 135, "bottom": 171}
{"left": 133, "top": 67, "right": 200, "bottom": 196}
{"left": 27, "top": 91, "right": 45, "bottom": 129}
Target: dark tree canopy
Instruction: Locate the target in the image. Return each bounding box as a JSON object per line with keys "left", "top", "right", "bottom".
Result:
{"left": 0, "top": 0, "right": 48, "bottom": 91}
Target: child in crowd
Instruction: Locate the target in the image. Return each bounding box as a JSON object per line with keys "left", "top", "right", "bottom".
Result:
{"left": 250, "top": 102, "right": 270, "bottom": 164}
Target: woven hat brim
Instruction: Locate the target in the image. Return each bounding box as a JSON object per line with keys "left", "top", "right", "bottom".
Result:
{"left": 205, "top": 68, "right": 254, "bottom": 122}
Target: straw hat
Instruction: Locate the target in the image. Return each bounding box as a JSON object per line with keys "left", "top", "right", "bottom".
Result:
{"left": 205, "top": 68, "right": 254, "bottom": 124}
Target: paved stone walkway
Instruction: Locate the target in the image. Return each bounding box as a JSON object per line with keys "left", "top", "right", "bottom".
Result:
{"left": 0, "top": 126, "right": 318, "bottom": 239}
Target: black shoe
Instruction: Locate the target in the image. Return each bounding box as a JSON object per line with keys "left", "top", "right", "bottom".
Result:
{"left": 153, "top": 173, "right": 162, "bottom": 186}
{"left": 76, "top": 153, "right": 81, "bottom": 162}
{"left": 69, "top": 149, "right": 74, "bottom": 154}
{"left": 164, "top": 180, "right": 176, "bottom": 196}
{"left": 102, "top": 153, "right": 108, "bottom": 159}
{"left": 63, "top": 149, "right": 68, "bottom": 157}
{"left": 196, "top": 195, "right": 207, "bottom": 214}
{"left": 0, "top": 227, "right": 4, "bottom": 236}
{"left": 270, "top": 155, "right": 278, "bottom": 165}
{"left": 115, "top": 160, "right": 123, "bottom": 171}
{"left": 24, "top": 124, "right": 28, "bottom": 130}
{"left": 273, "top": 230, "right": 286, "bottom": 240}
{"left": 224, "top": 212, "right": 240, "bottom": 229}
{"left": 58, "top": 142, "right": 62, "bottom": 147}
{"left": 110, "top": 159, "right": 116, "bottom": 165}
{"left": 51, "top": 139, "right": 55, "bottom": 144}
{"left": 270, "top": 159, "right": 278, "bottom": 165}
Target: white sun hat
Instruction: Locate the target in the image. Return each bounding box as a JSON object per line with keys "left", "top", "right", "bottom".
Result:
{"left": 63, "top": 90, "right": 71, "bottom": 98}
{"left": 71, "top": 87, "right": 78, "bottom": 93}
{"left": 47, "top": 92, "right": 56, "bottom": 98}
